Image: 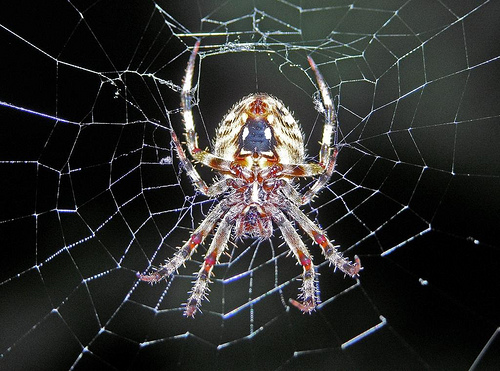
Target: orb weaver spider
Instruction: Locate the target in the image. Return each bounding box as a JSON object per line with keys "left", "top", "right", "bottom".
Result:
{"left": 139, "top": 41, "right": 361, "bottom": 317}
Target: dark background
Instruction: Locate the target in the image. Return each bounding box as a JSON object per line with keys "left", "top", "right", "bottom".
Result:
{"left": 1, "top": 1, "right": 499, "bottom": 370}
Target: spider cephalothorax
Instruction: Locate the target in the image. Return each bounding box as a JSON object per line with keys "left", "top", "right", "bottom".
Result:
{"left": 139, "top": 41, "right": 361, "bottom": 317}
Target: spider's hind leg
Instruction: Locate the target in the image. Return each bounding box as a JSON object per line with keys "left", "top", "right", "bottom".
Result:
{"left": 185, "top": 212, "right": 233, "bottom": 317}
{"left": 284, "top": 199, "right": 362, "bottom": 277}
{"left": 272, "top": 207, "right": 318, "bottom": 313}
{"left": 138, "top": 201, "right": 229, "bottom": 285}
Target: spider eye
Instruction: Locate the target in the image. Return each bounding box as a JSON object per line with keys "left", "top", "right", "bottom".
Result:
{"left": 240, "top": 118, "right": 275, "bottom": 154}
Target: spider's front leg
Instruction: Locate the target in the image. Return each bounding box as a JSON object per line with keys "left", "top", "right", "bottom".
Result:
{"left": 179, "top": 41, "right": 239, "bottom": 176}
{"left": 307, "top": 55, "right": 337, "bottom": 168}
{"left": 170, "top": 129, "right": 210, "bottom": 195}
{"left": 275, "top": 56, "right": 339, "bottom": 204}
{"left": 170, "top": 129, "right": 229, "bottom": 196}
{"left": 301, "top": 56, "right": 339, "bottom": 205}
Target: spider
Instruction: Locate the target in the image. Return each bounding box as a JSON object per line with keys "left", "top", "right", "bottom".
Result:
{"left": 139, "top": 41, "right": 361, "bottom": 317}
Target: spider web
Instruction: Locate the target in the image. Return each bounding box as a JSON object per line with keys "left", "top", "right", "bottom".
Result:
{"left": 1, "top": 0, "right": 499, "bottom": 369}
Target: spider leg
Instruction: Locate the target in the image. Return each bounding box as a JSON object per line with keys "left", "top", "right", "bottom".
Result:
{"left": 283, "top": 199, "right": 361, "bottom": 277}
{"left": 271, "top": 206, "right": 318, "bottom": 313}
{"left": 171, "top": 129, "right": 229, "bottom": 196}
{"left": 138, "top": 200, "right": 230, "bottom": 283}
{"left": 180, "top": 40, "right": 236, "bottom": 174}
{"left": 184, "top": 209, "right": 236, "bottom": 317}
{"left": 299, "top": 56, "right": 339, "bottom": 205}
{"left": 279, "top": 163, "right": 324, "bottom": 177}
{"left": 301, "top": 147, "right": 338, "bottom": 205}
{"left": 171, "top": 128, "right": 210, "bottom": 195}
{"left": 180, "top": 40, "right": 200, "bottom": 145}
{"left": 307, "top": 56, "right": 337, "bottom": 167}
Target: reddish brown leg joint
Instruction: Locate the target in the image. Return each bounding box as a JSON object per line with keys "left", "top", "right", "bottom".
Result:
{"left": 312, "top": 231, "right": 328, "bottom": 249}
{"left": 297, "top": 250, "right": 312, "bottom": 271}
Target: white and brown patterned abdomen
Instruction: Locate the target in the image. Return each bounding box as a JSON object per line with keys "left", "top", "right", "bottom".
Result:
{"left": 213, "top": 94, "right": 305, "bottom": 165}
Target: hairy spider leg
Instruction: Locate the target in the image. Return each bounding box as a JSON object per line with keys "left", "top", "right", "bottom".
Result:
{"left": 271, "top": 206, "right": 318, "bottom": 312}
{"left": 184, "top": 208, "right": 239, "bottom": 317}
{"left": 283, "top": 199, "right": 362, "bottom": 277}
{"left": 307, "top": 56, "right": 337, "bottom": 167}
{"left": 170, "top": 129, "right": 229, "bottom": 196}
{"left": 301, "top": 56, "right": 339, "bottom": 205}
{"left": 301, "top": 147, "right": 338, "bottom": 205}
{"left": 180, "top": 40, "right": 236, "bottom": 174}
{"left": 138, "top": 200, "right": 230, "bottom": 283}
{"left": 170, "top": 129, "right": 210, "bottom": 195}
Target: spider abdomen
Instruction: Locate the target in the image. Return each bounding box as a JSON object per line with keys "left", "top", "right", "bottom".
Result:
{"left": 214, "top": 94, "right": 305, "bottom": 166}
{"left": 240, "top": 118, "right": 275, "bottom": 154}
